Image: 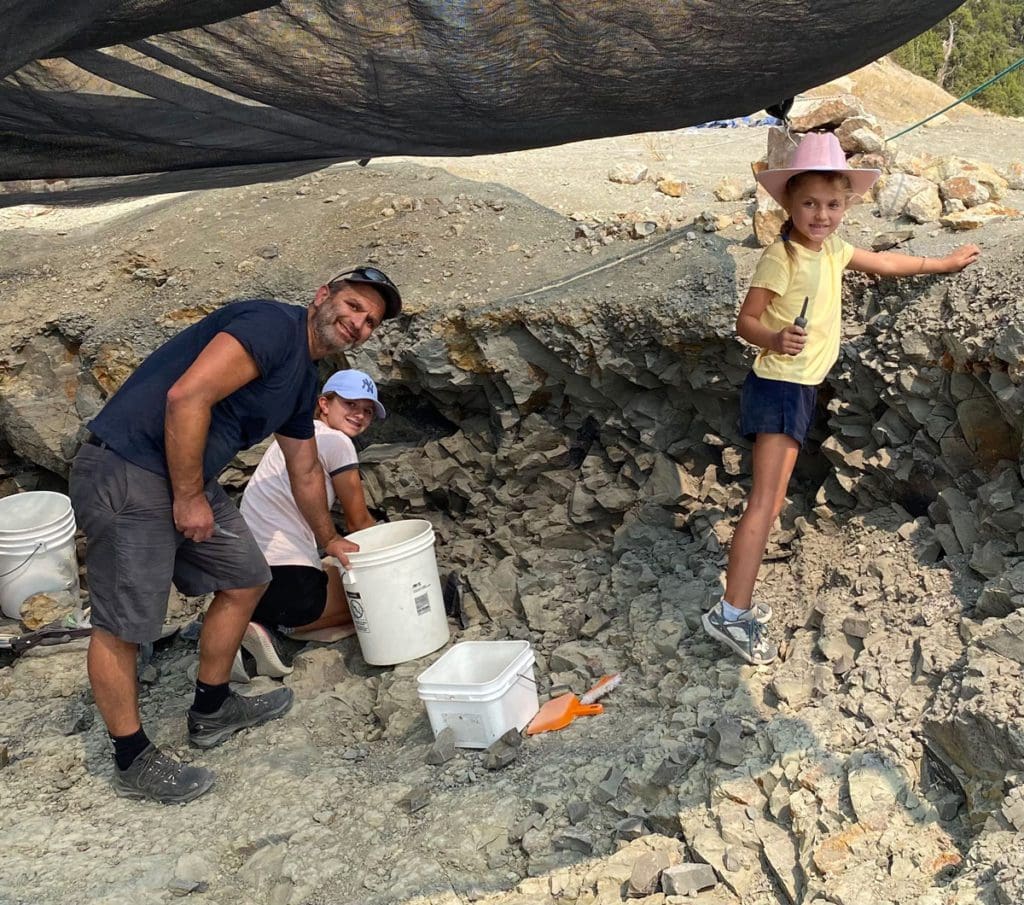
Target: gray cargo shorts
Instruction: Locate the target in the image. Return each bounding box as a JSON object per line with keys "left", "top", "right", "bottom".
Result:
{"left": 69, "top": 443, "right": 271, "bottom": 643}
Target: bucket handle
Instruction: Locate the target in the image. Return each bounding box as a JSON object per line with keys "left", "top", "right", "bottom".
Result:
{"left": 513, "top": 670, "right": 538, "bottom": 690}
{"left": 325, "top": 555, "right": 356, "bottom": 585}
{"left": 0, "top": 542, "right": 43, "bottom": 578}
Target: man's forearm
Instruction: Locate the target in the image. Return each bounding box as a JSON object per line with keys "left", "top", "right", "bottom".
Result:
{"left": 165, "top": 396, "right": 212, "bottom": 500}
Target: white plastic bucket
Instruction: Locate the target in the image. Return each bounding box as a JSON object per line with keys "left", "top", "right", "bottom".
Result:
{"left": 341, "top": 519, "right": 450, "bottom": 666}
{"left": 416, "top": 640, "right": 539, "bottom": 748}
{"left": 0, "top": 491, "right": 80, "bottom": 620}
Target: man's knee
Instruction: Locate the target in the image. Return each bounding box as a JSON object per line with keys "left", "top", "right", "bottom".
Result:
{"left": 215, "top": 583, "right": 269, "bottom": 606}
{"left": 87, "top": 628, "right": 140, "bottom": 677}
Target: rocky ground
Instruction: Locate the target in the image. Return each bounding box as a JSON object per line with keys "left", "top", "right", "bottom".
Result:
{"left": 2, "top": 63, "right": 1024, "bottom": 905}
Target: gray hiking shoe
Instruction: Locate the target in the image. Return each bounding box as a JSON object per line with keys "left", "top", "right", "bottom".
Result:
{"left": 111, "top": 744, "right": 215, "bottom": 803}
{"left": 701, "top": 603, "right": 778, "bottom": 665}
{"left": 187, "top": 687, "right": 294, "bottom": 749}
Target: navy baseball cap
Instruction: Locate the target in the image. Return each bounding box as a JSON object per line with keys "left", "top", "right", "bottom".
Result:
{"left": 326, "top": 266, "right": 402, "bottom": 320}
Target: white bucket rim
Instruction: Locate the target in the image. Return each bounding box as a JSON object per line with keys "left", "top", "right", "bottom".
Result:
{"left": 0, "top": 525, "right": 76, "bottom": 552}
{"left": 0, "top": 521, "right": 75, "bottom": 548}
{"left": 0, "top": 510, "right": 75, "bottom": 531}
{"left": 345, "top": 531, "right": 435, "bottom": 570}
{"left": 417, "top": 640, "right": 535, "bottom": 698}
{"left": 0, "top": 512, "right": 76, "bottom": 544}
{"left": 345, "top": 519, "right": 434, "bottom": 558}
{"left": 416, "top": 670, "right": 537, "bottom": 704}
{"left": 0, "top": 491, "right": 75, "bottom": 535}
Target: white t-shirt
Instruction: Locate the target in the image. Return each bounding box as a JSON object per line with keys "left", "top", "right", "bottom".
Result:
{"left": 240, "top": 420, "right": 359, "bottom": 569}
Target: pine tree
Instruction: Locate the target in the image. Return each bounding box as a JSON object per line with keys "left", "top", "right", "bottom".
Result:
{"left": 893, "top": 0, "right": 1024, "bottom": 116}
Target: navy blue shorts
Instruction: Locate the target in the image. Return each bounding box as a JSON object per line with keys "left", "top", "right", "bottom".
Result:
{"left": 739, "top": 371, "right": 818, "bottom": 445}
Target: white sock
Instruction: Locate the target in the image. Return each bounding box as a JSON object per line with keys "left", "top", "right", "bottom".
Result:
{"left": 721, "top": 600, "right": 747, "bottom": 621}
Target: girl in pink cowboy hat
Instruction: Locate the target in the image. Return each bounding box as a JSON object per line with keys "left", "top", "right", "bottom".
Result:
{"left": 701, "top": 130, "right": 980, "bottom": 667}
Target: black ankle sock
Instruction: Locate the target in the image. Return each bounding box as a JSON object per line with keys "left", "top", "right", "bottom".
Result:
{"left": 192, "top": 679, "right": 230, "bottom": 714}
{"left": 111, "top": 727, "right": 150, "bottom": 771}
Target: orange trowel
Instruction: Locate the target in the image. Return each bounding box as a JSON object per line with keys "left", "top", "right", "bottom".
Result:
{"left": 526, "top": 693, "right": 603, "bottom": 735}
{"left": 526, "top": 673, "right": 621, "bottom": 736}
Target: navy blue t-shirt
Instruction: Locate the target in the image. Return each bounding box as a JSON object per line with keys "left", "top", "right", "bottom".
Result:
{"left": 88, "top": 300, "right": 318, "bottom": 482}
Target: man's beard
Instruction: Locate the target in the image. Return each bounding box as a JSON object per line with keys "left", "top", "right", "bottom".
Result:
{"left": 313, "top": 302, "right": 356, "bottom": 353}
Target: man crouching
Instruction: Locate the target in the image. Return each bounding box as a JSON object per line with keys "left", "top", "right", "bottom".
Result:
{"left": 69, "top": 267, "right": 402, "bottom": 802}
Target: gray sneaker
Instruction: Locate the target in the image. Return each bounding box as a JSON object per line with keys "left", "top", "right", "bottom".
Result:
{"left": 187, "top": 687, "right": 294, "bottom": 749}
{"left": 702, "top": 603, "right": 778, "bottom": 665}
{"left": 111, "top": 744, "right": 215, "bottom": 803}
{"left": 713, "top": 600, "right": 773, "bottom": 624}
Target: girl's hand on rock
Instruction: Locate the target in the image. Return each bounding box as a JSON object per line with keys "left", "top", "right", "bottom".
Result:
{"left": 773, "top": 325, "right": 807, "bottom": 356}
{"left": 942, "top": 244, "right": 981, "bottom": 272}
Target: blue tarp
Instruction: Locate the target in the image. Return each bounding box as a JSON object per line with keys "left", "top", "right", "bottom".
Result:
{"left": 692, "top": 115, "right": 782, "bottom": 129}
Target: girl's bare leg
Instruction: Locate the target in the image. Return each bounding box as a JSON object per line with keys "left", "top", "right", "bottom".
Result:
{"left": 723, "top": 433, "right": 800, "bottom": 609}
{"left": 290, "top": 561, "right": 353, "bottom": 633}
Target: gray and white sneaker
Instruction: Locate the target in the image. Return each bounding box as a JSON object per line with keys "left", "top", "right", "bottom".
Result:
{"left": 241, "top": 622, "right": 293, "bottom": 678}
{"left": 702, "top": 603, "right": 778, "bottom": 665}
{"left": 187, "top": 687, "right": 294, "bottom": 749}
{"left": 708, "top": 600, "right": 772, "bottom": 624}
{"left": 111, "top": 744, "right": 215, "bottom": 804}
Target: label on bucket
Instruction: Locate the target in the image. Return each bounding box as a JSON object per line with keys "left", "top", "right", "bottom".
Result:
{"left": 347, "top": 591, "right": 370, "bottom": 634}
{"left": 412, "top": 579, "right": 431, "bottom": 616}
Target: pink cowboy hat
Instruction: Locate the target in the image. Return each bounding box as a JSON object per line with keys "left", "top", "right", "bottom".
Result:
{"left": 755, "top": 131, "right": 880, "bottom": 208}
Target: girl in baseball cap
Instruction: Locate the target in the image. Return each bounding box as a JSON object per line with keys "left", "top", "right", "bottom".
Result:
{"left": 320, "top": 368, "right": 387, "bottom": 424}
{"left": 238, "top": 369, "right": 385, "bottom": 669}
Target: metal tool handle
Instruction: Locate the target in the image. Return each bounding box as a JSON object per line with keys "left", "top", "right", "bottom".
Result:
{"left": 10, "top": 626, "right": 92, "bottom": 654}
{"left": 794, "top": 295, "right": 809, "bottom": 329}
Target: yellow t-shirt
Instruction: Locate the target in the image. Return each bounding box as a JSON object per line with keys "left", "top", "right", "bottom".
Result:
{"left": 749, "top": 234, "right": 854, "bottom": 385}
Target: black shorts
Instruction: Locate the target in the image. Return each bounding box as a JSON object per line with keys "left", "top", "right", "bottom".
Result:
{"left": 739, "top": 371, "right": 818, "bottom": 446}
{"left": 252, "top": 565, "right": 327, "bottom": 629}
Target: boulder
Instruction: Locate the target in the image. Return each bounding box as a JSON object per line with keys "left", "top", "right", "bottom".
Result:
{"left": 940, "top": 201, "right": 1021, "bottom": 230}
{"left": 787, "top": 94, "right": 866, "bottom": 131}
{"left": 875, "top": 173, "right": 941, "bottom": 223}
{"left": 940, "top": 176, "right": 991, "bottom": 208}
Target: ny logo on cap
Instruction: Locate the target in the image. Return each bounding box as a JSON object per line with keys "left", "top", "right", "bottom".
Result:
{"left": 362, "top": 377, "right": 375, "bottom": 394}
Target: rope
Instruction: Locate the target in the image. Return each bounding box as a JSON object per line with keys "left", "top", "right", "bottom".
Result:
{"left": 508, "top": 227, "right": 695, "bottom": 301}
{"left": 886, "top": 54, "right": 1024, "bottom": 141}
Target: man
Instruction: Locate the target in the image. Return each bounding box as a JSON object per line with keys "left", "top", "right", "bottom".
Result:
{"left": 69, "top": 267, "right": 401, "bottom": 803}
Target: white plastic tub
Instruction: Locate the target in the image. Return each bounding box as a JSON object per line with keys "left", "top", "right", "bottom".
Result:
{"left": 416, "top": 640, "right": 539, "bottom": 749}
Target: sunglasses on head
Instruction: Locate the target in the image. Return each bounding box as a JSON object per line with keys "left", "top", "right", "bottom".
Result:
{"left": 326, "top": 266, "right": 402, "bottom": 320}
{"left": 327, "top": 266, "right": 396, "bottom": 290}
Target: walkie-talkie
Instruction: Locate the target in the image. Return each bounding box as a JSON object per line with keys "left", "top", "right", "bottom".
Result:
{"left": 794, "top": 296, "right": 809, "bottom": 329}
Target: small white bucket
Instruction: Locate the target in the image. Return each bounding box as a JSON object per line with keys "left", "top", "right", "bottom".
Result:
{"left": 416, "top": 640, "right": 539, "bottom": 748}
{"left": 0, "top": 491, "right": 80, "bottom": 620}
{"left": 341, "top": 519, "right": 450, "bottom": 666}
